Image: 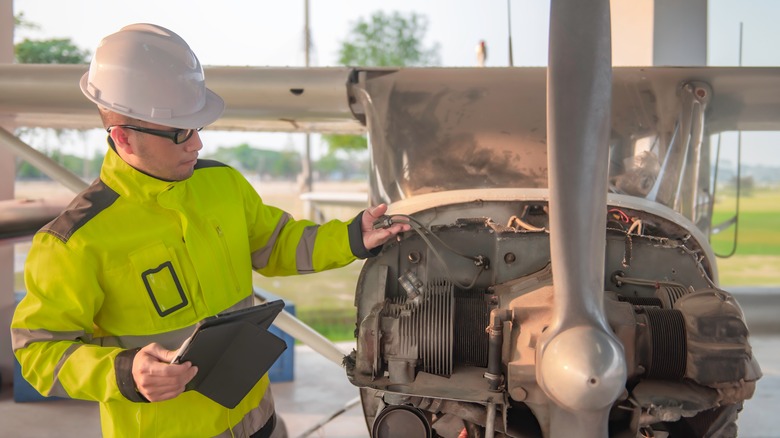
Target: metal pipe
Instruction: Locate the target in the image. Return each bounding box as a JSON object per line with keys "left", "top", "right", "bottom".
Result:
{"left": 0, "top": 127, "right": 88, "bottom": 193}
{"left": 256, "top": 289, "right": 350, "bottom": 367}
{"left": 272, "top": 310, "right": 347, "bottom": 366}
{"left": 485, "top": 400, "right": 497, "bottom": 438}
{"left": 485, "top": 308, "right": 513, "bottom": 391}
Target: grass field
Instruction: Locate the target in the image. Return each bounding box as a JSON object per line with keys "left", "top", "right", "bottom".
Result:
{"left": 711, "top": 189, "right": 780, "bottom": 255}
{"left": 710, "top": 188, "right": 780, "bottom": 286}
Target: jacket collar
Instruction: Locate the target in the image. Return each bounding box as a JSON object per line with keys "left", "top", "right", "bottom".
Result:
{"left": 100, "top": 144, "right": 180, "bottom": 202}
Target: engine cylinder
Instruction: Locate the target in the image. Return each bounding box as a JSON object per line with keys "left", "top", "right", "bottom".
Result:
{"left": 636, "top": 307, "right": 687, "bottom": 379}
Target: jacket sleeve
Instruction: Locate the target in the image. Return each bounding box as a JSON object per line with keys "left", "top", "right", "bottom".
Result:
{"left": 235, "top": 173, "right": 364, "bottom": 276}
{"left": 11, "top": 232, "right": 129, "bottom": 403}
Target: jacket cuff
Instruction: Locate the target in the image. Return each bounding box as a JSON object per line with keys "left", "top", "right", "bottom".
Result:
{"left": 348, "top": 211, "right": 382, "bottom": 259}
{"left": 115, "top": 348, "right": 149, "bottom": 403}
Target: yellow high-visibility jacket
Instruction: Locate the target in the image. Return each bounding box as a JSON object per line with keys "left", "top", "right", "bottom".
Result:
{"left": 11, "top": 147, "right": 372, "bottom": 437}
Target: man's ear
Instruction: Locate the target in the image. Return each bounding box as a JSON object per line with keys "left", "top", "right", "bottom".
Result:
{"left": 109, "top": 127, "right": 134, "bottom": 155}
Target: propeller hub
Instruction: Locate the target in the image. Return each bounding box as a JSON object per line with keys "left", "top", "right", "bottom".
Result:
{"left": 540, "top": 325, "right": 626, "bottom": 411}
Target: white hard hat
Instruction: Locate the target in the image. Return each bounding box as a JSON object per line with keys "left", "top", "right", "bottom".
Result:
{"left": 80, "top": 23, "right": 224, "bottom": 129}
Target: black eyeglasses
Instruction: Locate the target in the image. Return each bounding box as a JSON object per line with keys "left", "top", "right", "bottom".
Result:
{"left": 107, "top": 125, "right": 203, "bottom": 144}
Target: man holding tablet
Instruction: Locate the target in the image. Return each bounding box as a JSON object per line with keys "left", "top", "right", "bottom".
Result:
{"left": 11, "top": 23, "right": 408, "bottom": 438}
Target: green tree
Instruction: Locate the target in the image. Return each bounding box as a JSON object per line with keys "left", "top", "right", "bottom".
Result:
{"left": 13, "top": 12, "right": 37, "bottom": 30}
{"left": 315, "top": 150, "right": 369, "bottom": 181}
{"left": 322, "top": 134, "right": 370, "bottom": 154}
{"left": 16, "top": 148, "right": 103, "bottom": 181}
{"left": 205, "top": 144, "right": 302, "bottom": 180}
{"left": 338, "top": 11, "right": 441, "bottom": 67}
{"left": 325, "top": 11, "right": 441, "bottom": 153}
{"left": 272, "top": 151, "right": 303, "bottom": 180}
{"left": 14, "top": 13, "right": 92, "bottom": 181}
{"left": 15, "top": 38, "right": 90, "bottom": 64}
{"left": 233, "top": 144, "right": 262, "bottom": 173}
{"left": 732, "top": 175, "right": 755, "bottom": 197}
{"left": 16, "top": 160, "right": 45, "bottom": 179}
{"left": 315, "top": 152, "right": 343, "bottom": 178}
{"left": 14, "top": 13, "right": 90, "bottom": 65}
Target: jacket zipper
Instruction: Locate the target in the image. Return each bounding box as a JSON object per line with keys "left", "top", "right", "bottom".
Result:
{"left": 215, "top": 224, "right": 241, "bottom": 292}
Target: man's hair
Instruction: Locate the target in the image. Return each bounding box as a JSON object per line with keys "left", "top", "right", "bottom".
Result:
{"left": 98, "top": 107, "right": 144, "bottom": 129}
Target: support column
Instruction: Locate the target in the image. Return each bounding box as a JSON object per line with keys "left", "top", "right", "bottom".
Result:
{"left": 653, "top": 0, "right": 708, "bottom": 66}
{"left": 611, "top": 0, "right": 707, "bottom": 66}
{"left": 611, "top": 0, "right": 654, "bottom": 66}
{"left": 0, "top": 0, "right": 16, "bottom": 387}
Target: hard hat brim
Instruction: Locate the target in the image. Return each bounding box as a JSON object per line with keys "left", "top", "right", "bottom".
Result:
{"left": 79, "top": 72, "right": 225, "bottom": 130}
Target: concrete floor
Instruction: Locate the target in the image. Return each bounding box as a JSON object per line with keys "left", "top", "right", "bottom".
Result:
{"left": 1, "top": 288, "right": 778, "bottom": 438}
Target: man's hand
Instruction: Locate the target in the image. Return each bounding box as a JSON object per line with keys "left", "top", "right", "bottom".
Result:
{"left": 361, "top": 204, "right": 411, "bottom": 250}
{"left": 132, "top": 343, "right": 198, "bottom": 402}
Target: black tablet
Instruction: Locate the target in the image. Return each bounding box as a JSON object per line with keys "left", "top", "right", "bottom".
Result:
{"left": 172, "top": 299, "right": 285, "bottom": 365}
{"left": 170, "top": 299, "right": 288, "bottom": 408}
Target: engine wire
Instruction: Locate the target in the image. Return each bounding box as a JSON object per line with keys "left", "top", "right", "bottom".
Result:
{"left": 507, "top": 215, "right": 545, "bottom": 232}
{"left": 380, "top": 214, "right": 487, "bottom": 290}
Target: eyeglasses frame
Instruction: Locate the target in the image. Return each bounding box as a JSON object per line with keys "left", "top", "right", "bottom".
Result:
{"left": 107, "top": 125, "right": 203, "bottom": 145}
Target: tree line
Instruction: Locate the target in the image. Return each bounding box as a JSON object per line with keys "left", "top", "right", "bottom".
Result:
{"left": 16, "top": 144, "right": 368, "bottom": 182}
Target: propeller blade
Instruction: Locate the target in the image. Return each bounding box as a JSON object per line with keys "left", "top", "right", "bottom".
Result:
{"left": 538, "top": 0, "right": 627, "bottom": 436}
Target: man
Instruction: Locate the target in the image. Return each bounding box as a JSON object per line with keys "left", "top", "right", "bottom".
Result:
{"left": 11, "top": 23, "right": 408, "bottom": 438}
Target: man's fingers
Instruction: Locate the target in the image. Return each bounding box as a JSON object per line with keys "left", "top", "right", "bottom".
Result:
{"left": 157, "top": 347, "right": 177, "bottom": 364}
{"left": 366, "top": 203, "right": 387, "bottom": 219}
{"left": 186, "top": 366, "right": 199, "bottom": 383}
{"left": 141, "top": 342, "right": 177, "bottom": 363}
{"left": 135, "top": 363, "right": 198, "bottom": 402}
{"left": 133, "top": 342, "right": 199, "bottom": 402}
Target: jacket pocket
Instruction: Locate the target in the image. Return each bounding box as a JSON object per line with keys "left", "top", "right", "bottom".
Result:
{"left": 140, "top": 260, "right": 187, "bottom": 316}
{"left": 128, "top": 242, "right": 195, "bottom": 322}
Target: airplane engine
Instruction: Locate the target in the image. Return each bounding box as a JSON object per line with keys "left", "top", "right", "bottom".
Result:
{"left": 346, "top": 200, "right": 761, "bottom": 438}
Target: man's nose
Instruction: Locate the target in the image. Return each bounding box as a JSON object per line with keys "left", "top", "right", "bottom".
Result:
{"left": 183, "top": 132, "right": 203, "bottom": 152}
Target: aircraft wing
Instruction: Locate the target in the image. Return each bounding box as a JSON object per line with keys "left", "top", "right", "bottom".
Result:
{"left": 4, "top": 64, "right": 780, "bottom": 134}
{"left": 0, "top": 64, "right": 365, "bottom": 133}
{"left": 612, "top": 66, "right": 780, "bottom": 133}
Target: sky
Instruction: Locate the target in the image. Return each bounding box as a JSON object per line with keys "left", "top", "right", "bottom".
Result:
{"left": 12, "top": 1, "right": 550, "bottom": 68}
{"left": 10, "top": 0, "right": 780, "bottom": 166}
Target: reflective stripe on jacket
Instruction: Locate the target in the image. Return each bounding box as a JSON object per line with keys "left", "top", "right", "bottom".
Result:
{"left": 11, "top": 147, "right": 366, "bottom": 437}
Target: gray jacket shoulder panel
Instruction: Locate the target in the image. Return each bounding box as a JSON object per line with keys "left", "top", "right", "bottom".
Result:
{"left": 41, "top": 180, "right": 119, "bottom": 243}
